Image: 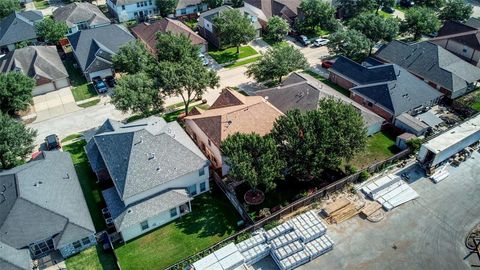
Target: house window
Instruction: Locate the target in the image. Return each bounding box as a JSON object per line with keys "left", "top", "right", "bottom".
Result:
{"left": 122, "top": 5, "right": 125, "bottom": 10}
{"left": 149, "top": 0, "right": 152, "bottom": 5}
{"left": 73, "top": 241, "right": 82, "bottom": 249}
{"left": 81, "top": 237, "right": 91, "bottom": 245}
{"left": 200, "top": 181, "right": 206, "bottom": 192}
{"left": 199, "top": 167, "right": 205, "bottom": 176}
{"left": 187, "top": 184, "right": 197, "bottom": 196}
{"left": 367, "top": 102, "right": 373, "bottom": 107}
{"left": 137, "top": 2, "right": 140, "bottom": 7}
{"left": 134, "top": 12, "right": 138, "bottom": 17}
{"left": 170, "top": 207, "right": 178, "bottom": 218}
{"left": 208, "top": 139, "right": 211, "bottom": 146}
{"left": 140, "top": 220, "right": 149, "bottom": 231}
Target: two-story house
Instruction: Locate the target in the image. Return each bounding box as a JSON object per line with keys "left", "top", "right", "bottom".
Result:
{"left": 53, "top": 2, "right": 111, "bottom": 36}
{"left": 174, "top": 0, "right": 208, "bottom": 18}
{"left": 85, "top": 117, "right": 210, "bottom": 242}
{"left": 107, "top": 0, "right": 157, "bottom": 22}
{"left": 242, "top": 0, "right": 301, "bottom": 29}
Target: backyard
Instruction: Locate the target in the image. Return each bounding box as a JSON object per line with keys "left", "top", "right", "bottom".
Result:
{"left": 303, "top": 70, "right": 350, "bottom": 97}
{"left": 115, "top": 188, "right": 240, "bottom": 270}
{"left": 350, "top": 130, "right": 400, "bottom": 169}
{"left": 208, "top": 45, "right": 258, "bottom": 64}
{"left": 64, "top": 57, "right": 98, "bottom": 102}
{"left": 65, "top": 245, "right": 116, "bottom": 270}
{"left": 457, "top": 89, "right": 480, "bottom": 111}
{"left": 33, "top": 0, "right": 49, "bottom": 9}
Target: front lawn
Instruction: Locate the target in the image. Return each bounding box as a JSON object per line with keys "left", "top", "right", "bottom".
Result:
{"left": 304, "top": 70, "right": 350, "bottom": 97}
{"left": 115, "top": 189, "right": 240, "bottom": 270}
{"left": 64, "top": 58, "right": 98, "bottom": 102}
{"left": 350, "top": 131, "right": 400, "bottom": 169}
{"left": 208, "top": 46, "right": 258, "bottom": 64}
{"left": 33, "top": 0, "right": 49, "bottom": 9}
{"left": 78, "top": 98, "right": 101, "bottom": 108}
{"left": 63, "top": 140, "right": 107, "bottom": 231}
{"left": 65, "top": 245, "right": 116, "bottom": 270}
{"left": 225, "top": 55, "right": 261, "bottom": 69}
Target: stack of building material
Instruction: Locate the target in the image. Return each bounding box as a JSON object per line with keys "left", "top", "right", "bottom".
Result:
{"left": 321, "top": 199, "right": 358, "bottom": 224}
{"left": 321, "top": 198, "right": 350, "bottom": 217}
{"left": 193, "top": 243, "right": 246, "bottom": 270}
{"left": 192, "top": 253, "right": 219, "bottom": 270}
{"left": 270, "top": 230, "right": 301, "bottom": 249}
{"left": 237, "top": 232, "right": 270, "bottom": 265}
{"left": 265, "top": 222, "right": 294, "bottom": 241}
{"left": 275, "top": 250, "right": 311, "bottom": 270}
{"left": 236, "top": 233, "right": 266, "bottom": 252}
{"left": 289, "top": 212, "right": 326, "bottom": 242}
{"left": 360, "top": 201, "right": 382, "bottom": 218}
{"left": 430, "top": 164, "right": 449, "bottom": 183}
{"left": 271, "top": 241, "right": 304, "bottom": 260}
{"left": 304, "top": 235, "right": 334, "bottom": 260}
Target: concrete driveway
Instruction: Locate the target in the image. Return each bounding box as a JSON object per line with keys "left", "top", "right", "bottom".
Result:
{"left": 285, "top": 36, "right": 330, "bottom": 66}
{"left": 32, "top": 87, "right": 81, "bottom": 122}
{"left": 299, "top": 153, "right": 480, "bottom": 270}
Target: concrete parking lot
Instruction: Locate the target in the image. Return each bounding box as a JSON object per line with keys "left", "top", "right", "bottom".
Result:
{"left": 300, "top": 152, "right": 480, "bottom": 270}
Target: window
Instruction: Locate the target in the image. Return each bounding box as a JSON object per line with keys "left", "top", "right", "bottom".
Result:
{"left": 208, "top": 140, "right": 211, "bottom": 146}
{"left": 122, "top": 5, "right": 125, "bottom": 10}
{"left": 149, "top": 0, "right": 152, "bottom": 5}
{"left": 140, "top": 220, "right": 149, "bottom": 231}
{"left": 170, "top": 208, "right": 177, "bottom": 218}
{"left": 200, "top": 181, "right": 206, "bottom": 192}
{"left": 199, "top": 167, "right": 205, "bottom": 176}
{"left": 136, "top": 2, "right": 140, "bottom": 7}
{"left": 81, "top": 237, "right": 91, "bottom": 245}
{"left": 73, "top": 241, "right": 82, "bottom": 249}
{"left": 367, "top": 102, "right": 373, "bottom": 107}
{"left": 134, "top": 12, "right": 138, "bottom": 17}
{"left": 187, "top": 184, "right": 197, "bottom": 196}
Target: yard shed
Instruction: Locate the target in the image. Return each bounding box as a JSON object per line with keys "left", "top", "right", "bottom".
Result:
{"left": 394, "top": 113, "right": 429, "bottom": 136}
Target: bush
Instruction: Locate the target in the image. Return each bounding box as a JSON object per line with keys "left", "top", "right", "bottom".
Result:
{"left": 263, "top": 220, "right": 280, "bottom": 230}
{"left": 345, "top": 164, "right": 358, "bottom": 175}
{"left": 407, "top": 138, "right": 423, "bottom": 153}
{"left": 359, "top": 171, "right": 371, "bottom": 182}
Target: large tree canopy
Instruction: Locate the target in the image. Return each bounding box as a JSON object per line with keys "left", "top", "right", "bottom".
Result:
{"left": 338, "top": 0, "right": 376, "bottom": 18}
{"left": 246, "top": 44, "right": 308, "bottom": 83}
{"left": 0, "top": 0, "right": 19, "bottom": 19}
{"left": 222, "top": 133, "right": 285, "bottom": 192}
{"left": 296, "top": 0, "right": 338, "bottom": 34}
{"left": 439, "top": 0, "right": 473, "bottom": 22}
{"left": 112, "top": 40, "right": 155, "bottom": 74}
{"left": 0, "top": 72, "right": 35, "bottom": 115}
{"left": 374, "top": 0, "right": 395, "bottom": 14}
{"left": 403, "top": 7, "right": 441, "bottom": 40}
{"left": 156, "top": 32, "right": 201, "bottom": 62}
{"left": 0, "top": 113, "right": 37, "bottom": 169}
{"left": 349, "top": 13, "right": 399, "bottom": 52}
{"left": 111, "top": 72, "right": 163, "bottom": 115}
{"left": 206, "top": 0, "right": 223, "bottom": 8}
{"left": 265, "top": 16, "right": 290, "bottom": 42}
{"left": 155, "top": 0, "right": 176, "bottom": 16}
{"left": 271, "top": 98, "right": 367, "bottom": 181}
{"left": 327, "top": 29, "right": 372, "bottom": 61}
{"left": 213, "top": 9, "right": 256, "bottom": 53}
{"left": 415, "top": 0, "right": 445, "bottom": 9}
{"left": 35, "top": 17, "right": 68, "bottom": 44}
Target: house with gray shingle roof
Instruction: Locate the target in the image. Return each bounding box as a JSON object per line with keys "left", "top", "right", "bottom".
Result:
{"left": 67, "top": 24, "right": 135, "bottom": 81}
{"left": 375, "top": 40, "right": 480, "bottom": 99}
{"left": 0, "top": 151, "right": 96, "bottom": 267}
{"left": 86, "top": 116, "right": 210, "bottom": 242}
{"left": 0, "top": 46, "right": 70, "bottom": 95}
{"left": 0, "top": 11, "right": 43, "bottom": 53}
{"left": 53, "top": 2, "right": 111, "bottom": 36}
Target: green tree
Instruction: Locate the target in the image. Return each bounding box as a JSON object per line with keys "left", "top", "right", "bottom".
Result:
{"left": 265, "top": 16, "right": 290, "bottom": 42}
{"left": 246, "top": 44, "right": 308, "bottom": 83}
{"left": 155, "top": 59, "right": 219, "bottom": 115}
{"left": 156, "top": 0, "right": 176, "bottom": 16}
{"left": 374, "top": 0, "right": 395, "bottom": 14}
{"left": 112, "top": 40, "right": 155, "bottom": 74}
{"left": 222, "top": 133, "right": 286, "bottom": 192}
{"left": 349, "top": 13, "right": 399, "bottom": 52}
{"left": 415, "top": 0, "right": 445, "bottom": 9}
{"left": 206, "top": 0, "right": 223, "bottom": 8}
{"left": 296, "top": 0, "right": 338, "bottom": 34}
{"left": 271, "top": 98, "right": 367, "bottom": 181}
{"left": 0, "top": 72, "right": 35, "bottom": 115}
{"left": 35, "top": 17, "right": 68, "bottom": 44}
{"left": 111, "top": 72, "right": 163, "bottom": 115}
{"left": 0, "top": 113, "right": 37, "bottom": 169}
{"left": 439, "top": 0, "right": 473, "bottom": 22}
{"left": 156, "top": 32, "right": 200, "bottom": 62}
{"left": 338, "top": 0, "right": 376, "bottom": 18}
{"left": 213, "top": 9, "right": 256, "bottom": 53}
{"left": 231, "top": 0, "right": 244, "bottom": 7}
{"left": 327, "top": 29, "right": 372, "bottom": 61}
{"left": 0, "top": 0, "right": 19, "bottom": 19}
{"left": 403, "top": 7, "right": 441, "bottom": 39}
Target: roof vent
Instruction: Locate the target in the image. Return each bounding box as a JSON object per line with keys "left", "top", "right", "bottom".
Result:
{"left": 0, "top": 194, "right": 5, "bottom": 204}
{"left": 127, "top": 209, "right": 132, "bottom": 214}
{"left": 134, "top": 140, "right": 143, "bottom": 145}
{"left": 156, "top": 167, "right": 161, "bottom": 172}
{"left": 148, "top": 153, "right": 155, "bottom": 160}
{"left": 63, "top": 173, "right": 70, "bottom": 180}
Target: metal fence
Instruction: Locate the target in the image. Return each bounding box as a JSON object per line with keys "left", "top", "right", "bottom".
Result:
{"left": 164, "top": 148, "right": 412, "bottom": 270}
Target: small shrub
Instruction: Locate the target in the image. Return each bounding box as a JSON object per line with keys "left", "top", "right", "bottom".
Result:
{"left": 259, "top": 208, "right": 271, "bottom": 218}
{"left": 407, "top": 138, "right": 422, "bottom": 153}
{"left": 345, "top": 164, "right": 358, "bottom": 175}
{"left": 235, "top": 232, "right": 252, "bottom": 243}
{"left": 359, "top": 171, "right": 371, "bottom": 182}
{"left": 263, "top": 220, "right": 280, "bottom": 231}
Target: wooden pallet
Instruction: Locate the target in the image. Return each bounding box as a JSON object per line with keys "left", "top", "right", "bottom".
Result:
{"left": 323, "top": 199, "right": 360, "bottom": 224}
{"left": 322, "top": 198, "right": 350, "bottom": 216}
{"left": 361, "top": 201, "right": 382, "bottom": 218}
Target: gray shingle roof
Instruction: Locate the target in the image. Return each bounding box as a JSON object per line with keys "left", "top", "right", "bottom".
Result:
{"left": 0, "top": 46, "right": 68, "bottom": 81}
{"left": 375, "top": 41, "right": 480, "bottom": 93}
{"left": 0, "top": 242, "right": 31, "bottom": 270}
{"left": 0, "top": 11, "right": 43, "bottom": 47}
{"left": 53, "top": 2, "right": 110, "bottom": 28}
{"left": 67, "top": 24, "right": 134, "bottom": 72}
{"left": 0, "top": 151, "right": 95, "bottom": 250}
{"left": 87, "top": 116, "right": 208, "bottom": 200}
{"left": 103, "top": 187, "right": 191, "bottom": 231}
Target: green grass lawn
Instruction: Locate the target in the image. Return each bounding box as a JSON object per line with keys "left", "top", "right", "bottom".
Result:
{"left": 378, "top": 10, "right": 393, "bottom": 18}
{"left": 65, "top": 245, "right": 116, "bottom": 270}
{"left": 304, "top": 70, "right": 350, "bottom": 97}
{"left": 350, "top": 131, "right": 400, "bottom": 169}
{"left": 209, "top": 46, "right": 258, "bottom": 64}
{"left": 79, "top": 99, "right": 101, "bottom": 108}
{"left": 63, "top": 140, "right": 107, "bottom": 231}
{"left": 64, "top": 58, "right": 98, "bottom": 102}
{"left": 33, "top": 0, "right": 49, "bottom": 9}
{"left": 457, "top": 88, "right": 480, "bottom": 111}
{"left": 61, "top": 133, "right": 83, "bottom": 143}
{"left": 225, "top": 55, "right": 261, "bottom": 68}
{"left": 115, "top": 190, "right": 240, "bottom": 270}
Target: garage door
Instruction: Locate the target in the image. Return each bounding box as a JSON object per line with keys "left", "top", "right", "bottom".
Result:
{"left": 32, "top": 83, "right": 55, "bottom": 96}
{"left": 88, "top": 69, "right": 113, "bottom": 82}
{"left": 54, "top": 78, "right": 70, "bottom": 89}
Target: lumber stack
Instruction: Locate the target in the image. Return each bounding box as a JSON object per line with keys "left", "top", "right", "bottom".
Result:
{"left": 360, "top": 201, "right": 382, "bottom": 218}
{"left": 322, "top": 199, "right": 359, "bottom": 224}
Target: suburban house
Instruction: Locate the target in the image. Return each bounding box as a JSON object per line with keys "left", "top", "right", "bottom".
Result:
{"left": 85, "top": 117, "right": 210, "bottom": 242}
{"left": 174, "top": 0, "right": 208, "bottom": 18}
{"left": 255, "top": 72, "right": 384, "bottom": 136}
{"left": 0, "top": 11, "right": 43, "bottom": 53}
{"left": 329, "top": 56, "right": 443, "bottom": 122}
{"left": 430, "top": 19, "right": 480, "bottom": 67}
{"left": 198, "top": 5, "right": 234, "bottom": 48}
{"left": 242, "top": 0, "right": 301, "bottom": 28}
{"left": 53, "top": 2, "right": 111, "bottom": 36}
{"left": 375, "top": 41, "right": 480, "bottom": 99}
{"left": 131, "top": 18, "right": 208, "bottom": 55}
{"left": 184, "top": 88, "right": 283, "bottom": 176}
{"left": 107, "top": 0, "right": 158, "bottom": 22}
{"left": 0, "top": 46, "right": 70, "bottom": 96}
{"left": 0, "top": 151, "right": 96, "bottom": 267}
{"left": 68, "top": 24, "right": 135, "bottom": 81}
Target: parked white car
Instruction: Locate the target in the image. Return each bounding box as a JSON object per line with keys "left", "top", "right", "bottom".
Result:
{"left": 313, "top": 38, "right": 329, "bottom": 47}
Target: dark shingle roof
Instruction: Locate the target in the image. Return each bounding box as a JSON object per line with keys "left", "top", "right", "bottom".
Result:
{"left": 331, "top": 56, "right": 397, "bottom": 85}
{"left": 244, "top": 0, "right": 300, "bottom": 19}
{"left": 465, "top": 18, "right": 480, "bottom": 29}
{"left": 67, "top": 24, "right": 134, "bottom": 72}
{"left": 0, "top": 11, "right": 43, "bottom": 47}
{"left": 53, "top": 2, "right": 110, "bottom": 28}
{"left": 0, "top": 151, "right": 95, "bottom": 250}
{"left": 0, "top": 242, "right": 31, "bottom": 270}
{"left": 375, "top": 41, "right": 480, "bottom": 93}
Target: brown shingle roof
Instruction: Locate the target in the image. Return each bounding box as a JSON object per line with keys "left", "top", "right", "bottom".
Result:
{"left": 185, "top": 89, "right": 283, "bottom": 147}
{"left": 130, "top": 18, "right": 207, "bottom": 55}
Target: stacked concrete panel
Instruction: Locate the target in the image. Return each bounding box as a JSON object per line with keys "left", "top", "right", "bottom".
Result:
{"left": 304, "top": 235, "right": 334, "bottom": 260}
{"left": 236, "top": 233, "right": 266, "bottom": 252}
{"left": 240, "top": 243, "right": 270, "bottom": 265}
{"left": 193, "top": 243, "right": 246, "bottom": 270}
{"left": 275, "top": 250, "right": 311, "bottom": 270}
{"left": 270, "top": 230, "right": 301, "bottom": 249}
{"left": 271, "top": 240, "right": 304, "bottom": 260}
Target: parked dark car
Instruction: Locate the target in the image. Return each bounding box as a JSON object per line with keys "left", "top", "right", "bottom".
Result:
{"left": 92, "top": 76, "right": 108, "bottom": 93}
{"left": 105, "top": 76, "right": 116, "bottom": 88}
{"left": 382, "top": 6, "right": 395, "bottom": 13}
{"left": 321, "top": 59, "right": 336, "bottom": 69}
{"left": 400, "top": 0, "right": 414, "bottom": 7}
{"left": 45, "top": 134, "right": 61, "bottom": 150}
{"left": 296, "top": 35, "right": 310, "bottom": 46}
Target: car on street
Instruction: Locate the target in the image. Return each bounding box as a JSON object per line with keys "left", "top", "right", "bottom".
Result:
{"left": 400, "top": 0, "right": 414, "bottom": 7}
{"left": 382, "top": 6, "right": 395, "bottom": 13}
{"left": 92, "top": 76, "right": 108, "bottom": 93}
{"left": 296, "top": 35, "right": 310, "bottom": 46}
{"left": 105, "top": 76, "right": 116, "bottom": 88}
{"left": 313, "top": 38, "right": 329, "bottom": 47}
{"left": 44, "top": 134, "right": 61, "bottom": 150}
{"left": 321, "top": 59, "right": 336, "bottom": 69}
